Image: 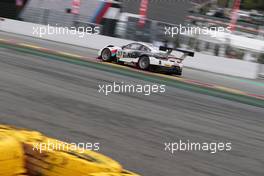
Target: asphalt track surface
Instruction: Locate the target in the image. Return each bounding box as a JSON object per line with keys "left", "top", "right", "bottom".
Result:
{"left": 0, "top": 34, "right": 264, "bottom": 176}
{"left": 0, "top": 31, "right": 264, "bottom": 96}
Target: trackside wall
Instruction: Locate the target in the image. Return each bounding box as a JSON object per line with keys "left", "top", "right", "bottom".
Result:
{"left": 0, "top": 18, "right": 260, "bottom": 79}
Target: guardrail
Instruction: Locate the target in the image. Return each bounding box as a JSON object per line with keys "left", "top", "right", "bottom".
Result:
{"left": 0, "top": 18, "right": 261, "bottom": 79}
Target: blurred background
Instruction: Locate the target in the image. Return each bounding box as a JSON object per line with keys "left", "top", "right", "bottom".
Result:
{"left": 1, "top": 0, "right": 264, "bottom": 71}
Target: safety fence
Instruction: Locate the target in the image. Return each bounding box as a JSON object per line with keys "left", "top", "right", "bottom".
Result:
{"left": 20, "top": 7, "right": 100, "bottom": 33}
{"left": 19, "top": 7, "right": 264, "bottom": 65}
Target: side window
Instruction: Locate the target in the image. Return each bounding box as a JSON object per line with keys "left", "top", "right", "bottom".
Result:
{"left": 123, "top": 44, "right": 132, "bottom": 50}
{"left": 129, "top": 43, "right": 142, "bottom": 50}
{"left": 123, "top": 43, "right": 143, "bottom": 50}
{"left": 140, "top": 46, "right": 151, "bottom": 52}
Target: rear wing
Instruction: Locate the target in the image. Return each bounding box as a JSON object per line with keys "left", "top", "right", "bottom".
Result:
{"left": 175, "top": 48, "right": 195, "bottom": 57}
{"left": 159, "top": 46, "right": 195, "bottom": 58}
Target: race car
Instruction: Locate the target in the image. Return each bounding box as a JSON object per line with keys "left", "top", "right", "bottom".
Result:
{"left": 98, "top": 42, "right": 194, "bottom": 75}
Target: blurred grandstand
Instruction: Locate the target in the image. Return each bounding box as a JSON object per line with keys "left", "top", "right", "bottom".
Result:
{"left": 1, "top": 0, "right": 264, "bottom": 67}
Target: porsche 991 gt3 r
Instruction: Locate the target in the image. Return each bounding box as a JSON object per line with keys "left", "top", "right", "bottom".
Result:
{"left": 98, "top": 42, "right": 194, "bottom": 76}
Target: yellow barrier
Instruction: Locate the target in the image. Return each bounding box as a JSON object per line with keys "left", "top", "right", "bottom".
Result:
{"left": 87, "top": 170, "right": 141, "bottom": 176}
{"left": 0, "top": 134, "right": 26, "bottom": 176}
{"left": 0, "top": 125, "right": 138, "bottom": 176}
{"left": 24, "top": 142, "right": 122, "bottom": 176}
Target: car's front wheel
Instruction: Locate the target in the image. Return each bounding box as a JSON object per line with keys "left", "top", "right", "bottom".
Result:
{"left": 101, "top": 48, "right": 112, "bottom": 62}
{"left": 138, "top": 56, "right": 150, "bottom": 70}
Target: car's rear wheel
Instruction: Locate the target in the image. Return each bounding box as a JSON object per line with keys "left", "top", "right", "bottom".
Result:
{"left": 138, "top": 56, "right": 150, "bottom": 70}
{"left": 176, "top": 69, "right": 182, "bottom": 76}
{"left": 101, "top": 48, "right": 112, "bottom": 62}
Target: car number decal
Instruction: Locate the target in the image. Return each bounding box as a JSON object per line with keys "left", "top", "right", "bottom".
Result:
{"left": 117, "top": 51, "right": 123, "bottom": 58}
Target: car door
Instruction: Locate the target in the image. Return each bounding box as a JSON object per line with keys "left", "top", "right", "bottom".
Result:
{"left": 118, "top": 43, "right": 142, "bottom": 62}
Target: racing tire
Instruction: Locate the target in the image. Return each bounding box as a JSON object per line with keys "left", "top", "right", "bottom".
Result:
{"left": 176, "top": 69, "right": 182, "bottom": 76}
{"left": 138, "top": 56, "right": 150, "bottom": 70}
{"left": 101, "top": 48, "right": 112, "bottom": 62}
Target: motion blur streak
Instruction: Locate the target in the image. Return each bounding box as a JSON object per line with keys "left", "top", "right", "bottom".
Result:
{"left": 0, "top": 46, "right": 263, "bottom": 176}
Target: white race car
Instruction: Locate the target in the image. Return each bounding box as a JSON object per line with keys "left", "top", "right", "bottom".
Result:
{"left": 98, "top": 42, "right": 194, "bottom": 75}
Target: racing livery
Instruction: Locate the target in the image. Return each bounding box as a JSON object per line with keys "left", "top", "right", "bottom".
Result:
{"left": 98, "top": 42, "right": 194, "bottom": 75}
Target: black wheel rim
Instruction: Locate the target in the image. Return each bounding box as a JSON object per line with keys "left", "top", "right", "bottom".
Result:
{"left": 102, "top": 49, "right": 111, "bottom": 61}
{"left": 139, "top": 58, "right": 149, "bottom": 69}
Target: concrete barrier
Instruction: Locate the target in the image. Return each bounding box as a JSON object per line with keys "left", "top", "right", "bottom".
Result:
{"left": 183, "top": 52, "right": 259, "bottom": 79}
{"left": 0, "top": 18, "right": 260, "bottom": 79}
{"left": 0, "top": 18, "right": 134, "bottom": 49}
